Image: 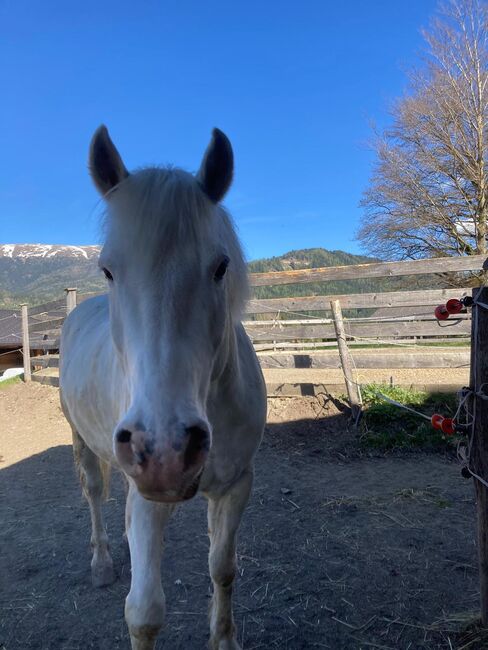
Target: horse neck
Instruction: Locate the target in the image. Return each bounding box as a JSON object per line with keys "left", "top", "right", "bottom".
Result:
{"left": 211, "top": 309, "right": 240, "bottom": 386}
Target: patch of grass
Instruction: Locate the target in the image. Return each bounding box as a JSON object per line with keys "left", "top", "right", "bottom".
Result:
{"left": 0, "top": 375, "right": 22, "bottom": 389}
{"left": 430, "top": 612, "right": 487, "bottom": 649}
{"left": 393, "top": 487, "right": 453, "bottom": 508}
{"left": 360, "top": 383, "right": 461, "bottom": 451}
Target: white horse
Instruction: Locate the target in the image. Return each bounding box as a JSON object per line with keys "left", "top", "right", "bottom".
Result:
{"left": 60, "top": 126, "right": 267, "bottom": 650}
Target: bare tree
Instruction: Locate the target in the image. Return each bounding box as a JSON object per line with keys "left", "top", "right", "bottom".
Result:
{"left": 359, "top": 0, "right": 488, "bottom": 263}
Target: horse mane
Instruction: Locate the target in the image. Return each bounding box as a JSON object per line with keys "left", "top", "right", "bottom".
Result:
{"left": 102, "top": 167, "right": 249, "bottom": 322}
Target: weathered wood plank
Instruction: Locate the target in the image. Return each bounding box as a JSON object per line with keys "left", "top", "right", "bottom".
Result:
{"left": 253, "top": 338, "right": 470, "bottom": 350}
{"left": 258, "top": 350, "right": 470, "bottom": 369}
{"left": 331, "top": 299, "right": 362, "bottom": 420}
{"left": 66, "top": 288, "right": 77, "bottom": 314}
{"left": 31, "top": 355, "right": 60, "bottom": 369}
{"left": 249, "top": 254, "right": 485, "bottom": 287}
{"left": 246, "top": 319, "right": 471, "bottom": 341}
{"left": 31, "top": 373, "right": 59, "bottom": 387}
{"left": 244, "top": 313, "right": 471, "bottom": 326}
{"left": 29, "top": 338, "right": 60, "bottom": 350}
{"left": 246, "top": 287, "right": 476, "bottom": 314}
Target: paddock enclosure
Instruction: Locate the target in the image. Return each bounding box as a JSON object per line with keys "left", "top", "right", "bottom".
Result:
{"left": 1, "top": 254, "right": 488, "bottom": 649}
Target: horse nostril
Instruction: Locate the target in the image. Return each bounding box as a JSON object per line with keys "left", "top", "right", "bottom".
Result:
{"left": 116, "top": 428, "right": 132, "bottom": 443}
{"left": 183, "top": 426, "right": 209, "bottom": 469}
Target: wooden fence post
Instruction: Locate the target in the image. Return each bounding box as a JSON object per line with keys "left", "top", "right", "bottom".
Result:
{"left": 21, "top": 304, "right": 31, "bottom": 382}
{"left": 65, "top": 288, "right": 77, "bottom": 315}
{"left": 469, "top": 285, "right": 488, "bottom": 625}
{"left": 330, "top": 299, "right": 362, "bottom": 422}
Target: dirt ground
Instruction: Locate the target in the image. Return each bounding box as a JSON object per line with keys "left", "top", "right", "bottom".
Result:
{"left": 0, "top": 383, "right": 482, "bottom": 649}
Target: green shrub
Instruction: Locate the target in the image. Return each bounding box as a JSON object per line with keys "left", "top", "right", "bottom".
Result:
{"left": 360, "top": 384, "right": 460, "bottom": 451}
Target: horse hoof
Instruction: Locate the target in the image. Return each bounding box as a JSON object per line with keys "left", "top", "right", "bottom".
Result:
{"left": 91, "top": 560, "right": 115, "bottom": 587}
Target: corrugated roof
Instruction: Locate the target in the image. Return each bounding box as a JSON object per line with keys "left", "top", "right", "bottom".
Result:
{"left": 0, "top": 301, "right": 67, "bottom": 350}
{"left": 0, "top": 309, "right": 22, "bottom": 348}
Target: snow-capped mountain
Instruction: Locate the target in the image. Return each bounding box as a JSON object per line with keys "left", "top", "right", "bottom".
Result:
{"left": 0, "top": 244, "right": 101, "bottom": 260}
{"left": 0, "top": 244, "right": 105, "bottom": 307}
{"left": 0, "top": 243, "right": 382, "bottom": 310}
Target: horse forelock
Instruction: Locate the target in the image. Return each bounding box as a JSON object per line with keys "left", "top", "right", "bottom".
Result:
{"left": 101, "top": 166, "right": 249, "bottom": 321}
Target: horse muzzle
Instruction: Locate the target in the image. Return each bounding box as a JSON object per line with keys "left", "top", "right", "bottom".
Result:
{"left": 114, "top": 422, "right": 209, "bottom": 502}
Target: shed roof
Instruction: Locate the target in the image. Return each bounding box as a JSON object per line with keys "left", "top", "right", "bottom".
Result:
{"left": 0, "top": 309, "right": 22, "bottom": 349}
{"left": 0, "top": 299, "right": 67, "bottom": 350}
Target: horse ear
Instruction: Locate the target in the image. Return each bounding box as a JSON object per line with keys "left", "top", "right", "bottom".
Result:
{"left": 198, "top": 128, "right": 233, "bottom": 203}
{"left": 89, "top": 125, "right": 129, "bottom": 196}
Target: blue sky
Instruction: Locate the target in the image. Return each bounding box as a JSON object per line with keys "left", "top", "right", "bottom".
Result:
{"left": 0, "top": 0, "right": 438, "bottom": 261}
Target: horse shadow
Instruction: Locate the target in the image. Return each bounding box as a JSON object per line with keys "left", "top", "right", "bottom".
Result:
{"left": 2, "top": 410, "right": 464, "bottom": 650}
{"left": 0, "top": 412, "right": 351, "bottom": 650}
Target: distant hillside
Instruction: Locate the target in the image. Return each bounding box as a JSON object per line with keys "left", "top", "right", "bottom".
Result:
{"left": 0, "top": 243, "right": 422, "bottom": 310}
{"left": 249, "top": 248, "right": 374, "bottom": 274}
{"left": 248, "top": 248, "right": 423, "bottom": 302}
{"left": 0, "top": 244, "right": 104, "bottom": 307}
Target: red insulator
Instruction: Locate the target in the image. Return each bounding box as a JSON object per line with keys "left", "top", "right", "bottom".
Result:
{"left": 446, "top": 299, "right": 463, "bottom": 314}
{"left": 431, "top": 414, "right": 444, "bottom": 430}
{"left": 441, "top": 418, "right": 456, "bottom": 435}
{"left": 435, "top": 304, "right": 450, "bottom": 320}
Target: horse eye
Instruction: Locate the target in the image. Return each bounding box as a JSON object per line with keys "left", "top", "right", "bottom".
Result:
{"left": 214, "top": 256, "right": 230, "bottom": 282}
{"left": 102, "top": 268, "right": 113, "bottom": 282}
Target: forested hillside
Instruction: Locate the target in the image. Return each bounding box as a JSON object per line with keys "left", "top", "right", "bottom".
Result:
{"left": 248, "top": 248, "right": 427, "bottom": 302}
{"left": 0, "top": 244, "right": 430, "bottom": 309}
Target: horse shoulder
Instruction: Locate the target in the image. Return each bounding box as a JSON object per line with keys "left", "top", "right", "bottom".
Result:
{"left": 60, "top": 294, "right": 120, "bottom": 462}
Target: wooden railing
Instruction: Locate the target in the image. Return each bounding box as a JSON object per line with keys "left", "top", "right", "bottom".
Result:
{"left": 245, "top": 287, "right": 476, "bottom": 313}
{"left": 248, "top": 254, "right": 486, "bottom": 286}
{"left": 19, "top": 254, "right": 487, "bottom": 379}
{"left": 244, "top": 255, "right": 486, "bottom": 347}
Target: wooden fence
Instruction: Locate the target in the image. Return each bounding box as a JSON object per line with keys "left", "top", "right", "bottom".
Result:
{"left": 244, "top": 254, "right": 486, "bottom": 348}
{"left": 19, "top": 254, "right": 486, "bottom": 381}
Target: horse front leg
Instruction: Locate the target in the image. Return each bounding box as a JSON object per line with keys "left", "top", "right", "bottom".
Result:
{"left": 207, "top": 469, "right": 253, "bottom": 650}
{"left": 72, "top": 428, "right": 114, "bottom": 587}
{"left": 125, "top": 483, "right": 174, "bottom": 650}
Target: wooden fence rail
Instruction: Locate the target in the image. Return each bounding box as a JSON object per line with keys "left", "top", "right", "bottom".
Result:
{"left": 249, "top": 254, "right": 486, "bottom": 286}
{"left": 20, "top": 254, "right": 485, "bottom": 375}
{"left": 258, "top": 349, "right": 470, "bottom": 369}
{"left": 245, "top": 319, "right": 471, "bottom": 342}
{"left": 245, "top": 287, "right": 475, "bottom": 314}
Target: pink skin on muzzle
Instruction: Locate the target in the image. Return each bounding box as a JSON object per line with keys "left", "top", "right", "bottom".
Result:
{"left": 114, "top": 423, "right": 210, "bottom": 502}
